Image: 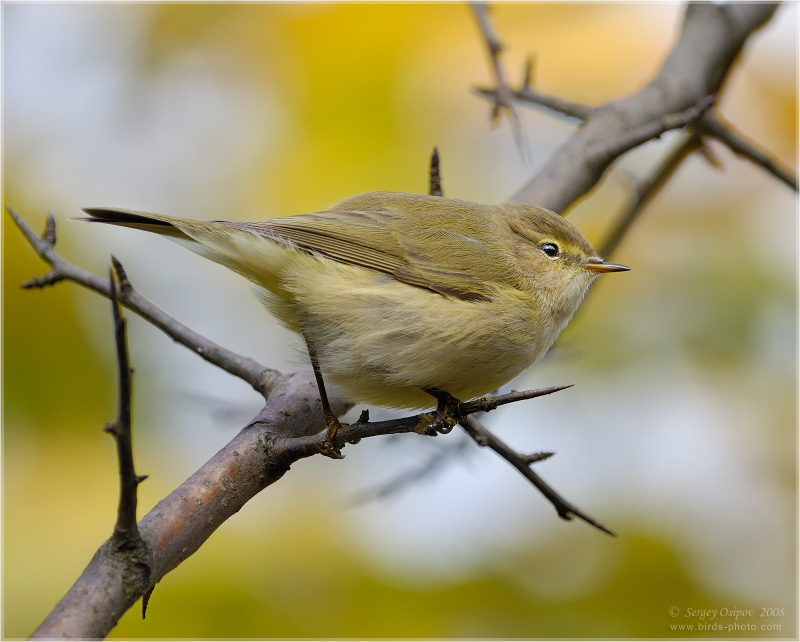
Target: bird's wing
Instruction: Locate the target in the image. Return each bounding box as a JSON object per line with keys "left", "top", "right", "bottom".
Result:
{"left": 221, "top": 209, "right": 516, "bottom": 302}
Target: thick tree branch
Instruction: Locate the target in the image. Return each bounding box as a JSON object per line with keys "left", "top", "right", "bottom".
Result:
{"left": 31, "top": 372, "right": 323, "bottom": 639}
{"left": 505, "top": 3, "right": 779, "bottom": 211}
{"left": 31, "top": 372, "right": 570, "bottom": 638}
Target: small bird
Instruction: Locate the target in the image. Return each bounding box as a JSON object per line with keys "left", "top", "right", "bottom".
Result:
{"left": 82, "top": 191, "right": 628, "bottom": 441}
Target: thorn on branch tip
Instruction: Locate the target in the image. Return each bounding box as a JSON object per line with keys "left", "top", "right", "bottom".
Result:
{"left": 522, "top": 54, "right": 535, "bottom": 90}
{"left": 43, "top": 214, "right": 57, "bottom": 245}
{"left": 142, "top": 587, "right": 154, "bottom": 619}
{"left": 524, "top": 451, "right": 555, "bottom": 464}
{"left": 111, "top": 256, "right": 133, "bottom": 294}
{"left": 429, "top": 147, "right": 443, "bottom": 197}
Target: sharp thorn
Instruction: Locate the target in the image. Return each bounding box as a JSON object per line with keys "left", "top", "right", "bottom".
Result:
{"left": 43, "top": 213, "right": 57, "bottom": 245}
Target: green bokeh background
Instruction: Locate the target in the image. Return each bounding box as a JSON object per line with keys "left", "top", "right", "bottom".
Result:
{"left": 3, "top": 3, "right": 797, "bottom": 639}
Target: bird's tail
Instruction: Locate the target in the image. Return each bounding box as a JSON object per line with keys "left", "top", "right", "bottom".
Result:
{"left": 80, "top": 207, "right": 194, "bottom": 240}
{"left": 79, "top": 207, "right": 289, "bottom": 290}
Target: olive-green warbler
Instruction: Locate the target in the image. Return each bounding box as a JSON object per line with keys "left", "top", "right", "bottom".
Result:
{"left": 82, "top": 191, "right": 628, "bottom": 437}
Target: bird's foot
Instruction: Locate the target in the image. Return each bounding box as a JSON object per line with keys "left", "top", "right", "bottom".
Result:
{"left": 419, "top": 388, "right": 463, "bottom": 436}
{"left": 318, "top": 412, "right": 346, "bottom": 459}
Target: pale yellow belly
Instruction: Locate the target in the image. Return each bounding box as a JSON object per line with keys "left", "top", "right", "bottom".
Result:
{"left": 259, "top": 251, "right": 557, "bottom": 410}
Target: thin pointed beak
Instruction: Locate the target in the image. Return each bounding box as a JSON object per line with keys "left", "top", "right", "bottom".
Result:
{"left": 581, "top": 258, "right": 630, "bottom": 273}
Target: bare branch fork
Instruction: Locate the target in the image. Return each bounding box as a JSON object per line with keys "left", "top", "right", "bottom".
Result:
{"left": 104, "top": 272, "right": 154, "bottom": 616}
{"left": 474, "top": 2, "right": 793, "bottom": 222}
{"left": 470, "top": 2, "right": 527, "bottom": 159}
{"left": 31, "top": 270, "right": 154, "bottom": 638}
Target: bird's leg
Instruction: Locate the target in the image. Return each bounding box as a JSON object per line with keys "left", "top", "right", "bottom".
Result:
{"left": 422, "top": 387, "right": 463, "bottom": 435}
{"left": 303, "top": 333, "right": 345, "bottom": 458}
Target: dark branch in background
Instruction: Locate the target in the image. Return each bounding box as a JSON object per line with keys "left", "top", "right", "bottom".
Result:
{"left": 599, "top": 132, "right": 701, "bottom": 259}
{"left": 697, "top": 111, "right": 798, "bottom": 192}
{"left": 507, "top": 56, "right": 593, "bottom": 122}
{"left": 470, "top": 1, "right": 527, "bottom": 159}
{"left": 347, "top": 438, "right": 472, "bottom": 504}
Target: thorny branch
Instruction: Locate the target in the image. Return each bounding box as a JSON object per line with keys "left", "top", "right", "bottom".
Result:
{"left": 33, "top": 271, "right": 154, "bottom": 639}
{"left": 105, "top": 273, "right": 154, "bottom": 617}
{"left": 475, "top": 3, "right": 788, "bottom": 215}
{"left": 471, "top": 1, "right": 527, "bottom": 158}
{"left": 459, "top": 415, "right": 613, "bottom": 535}
{"left": 696, "top": 111, "right": 798, "bottom": 192}
{"left": 105, "top": 271, "right": 148, "bottom": 545}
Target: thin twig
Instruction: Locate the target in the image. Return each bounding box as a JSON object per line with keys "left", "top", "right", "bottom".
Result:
{"left": 698, "top": 111, "right": 798, "bottom": 192}
{"left": 471, "top": 1, "right": 527, "bottom": 159}
{"left": 459, "top": 415, "right": 615, "bottom": 536}
{"left": 326, "top": 385, "right": 574, "bottom": 446}
{"left": 600, "top": 131, "right": 701, "bottom": 259}
{"left": 105, "top": 272, "right": 155, "bottom": 617}
{"left": 474, "top": 85, "right": 593, "bottom": 123}
{"left": 6, "top": 206, "right": 277, "bottom": 396}
{"left": 104, "top": 272, "right": 147, "bottom": 543}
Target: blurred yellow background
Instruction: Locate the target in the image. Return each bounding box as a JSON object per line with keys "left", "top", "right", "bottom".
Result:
{"left": 3, "top": 3, "right": 796, "bottom": 639}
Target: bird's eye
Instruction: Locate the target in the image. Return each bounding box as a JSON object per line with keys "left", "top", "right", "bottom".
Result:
{"left": 540, "top": 242, "right": 560, "bottom": 258}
